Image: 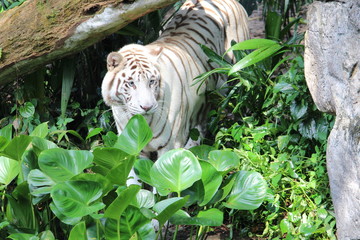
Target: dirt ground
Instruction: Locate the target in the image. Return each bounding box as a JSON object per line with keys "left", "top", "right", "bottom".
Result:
{"left": 248, "top": 5, "right": 266, "bottom": 39}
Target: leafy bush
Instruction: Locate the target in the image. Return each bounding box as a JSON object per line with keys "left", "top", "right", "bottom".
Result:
{"left": 194, "top": 37, "right": 336, "bottom": 239}
{"left": 0, "top": 115, "right": 269, "bottom": 239}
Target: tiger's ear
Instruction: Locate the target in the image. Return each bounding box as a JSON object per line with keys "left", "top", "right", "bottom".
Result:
{"left": 149, "top": 46, "right": 163, "bottom": 60}
{"left": 107, "top": 52, "right": 123, "bottom": 71}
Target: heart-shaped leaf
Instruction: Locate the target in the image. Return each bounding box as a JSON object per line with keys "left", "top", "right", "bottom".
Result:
{"left": 28, "top": 169, "right": 56, "bottom": 198}
{"left": 131, "top": 189, "right": 155, "bottom": 209}
{"left": 114, "top": 114, "right": 152, "bottom": 155}
{"left": 199, "top": 161, "right": 222, "bottom": 206}
{"left": 224, "top": 171, "right": 267, "bottom": 210}
{"left": 93, "top": 147, "right": 129, "bottom": 170}
{"left": 0, "top": 156, "right": 20, "bottom": 185}
{"left": 150, "top": 149, "right": 201, "bottom": 195}
{"left": 30, "top": 122, "right": 49, "bottom": 138}
{"left": 39, "top": 149, "right": 93, "bottom": 182}
{"left": 133, "top": 158, "right": 154, "bottom": 186}
{"left": 208, "top": 150, "right": 240, "bottom": 172}
{"left": 189, "top": 145, "right": 216, "bottom": 160}
{"left": 51, "top": 180, "right": 105, "bottom": 219}
{"left": 68, "top": 221, "right": 87, "bottom": 240}
{"left": 38, "top": 230, "right": 55, "bottom": 240}
{"left": 4, "top": 135, "right": 32, "bottom": 161}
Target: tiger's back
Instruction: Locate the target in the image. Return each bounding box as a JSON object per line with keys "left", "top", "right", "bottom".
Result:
{"left": 102, "top": 0, "right": 249, "bottom": 158}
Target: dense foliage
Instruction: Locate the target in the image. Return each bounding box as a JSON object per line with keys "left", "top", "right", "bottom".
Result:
{"left": 0, "top": 0, "right": 336, "bottom": 239}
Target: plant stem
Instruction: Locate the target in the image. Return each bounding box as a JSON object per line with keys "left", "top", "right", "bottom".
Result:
{"left": 96, "top": 219, "right": 100, "bottom": 240}
{"left": 1, "top": 189, "right": 5, "bottom": 214}
{"left": 172, "top": 191, "right": 181, "bottom": 240}
{"left": 173, "top": 225, "right": 179, "bottom": 240}
{"left": 117, "top": 219, "right": 120, "bottom": 240}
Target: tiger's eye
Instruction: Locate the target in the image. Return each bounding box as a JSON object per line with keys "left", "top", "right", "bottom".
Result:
{"left": 149, "top": 79, "right": 155, "bottom": 85}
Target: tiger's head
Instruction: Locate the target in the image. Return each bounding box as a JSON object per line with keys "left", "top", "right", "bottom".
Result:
{"left": 102, "top": 44, "right": 163, "bottom": 115}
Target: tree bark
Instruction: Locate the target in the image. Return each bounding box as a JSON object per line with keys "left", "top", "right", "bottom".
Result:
{"left": 0, "top": 0, "right": 178, "bottom": 85}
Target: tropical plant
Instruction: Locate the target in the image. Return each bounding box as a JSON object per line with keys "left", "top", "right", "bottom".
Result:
{"left": 193, "top": 35, "right": 335, "bottom": 238}
{"left": 0, "top": 114, "right": 268, "bottom": 239}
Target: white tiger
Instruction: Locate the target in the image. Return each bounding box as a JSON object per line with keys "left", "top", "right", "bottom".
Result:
{"left": 102, "top": 0, "right": 249, "bottom": 159}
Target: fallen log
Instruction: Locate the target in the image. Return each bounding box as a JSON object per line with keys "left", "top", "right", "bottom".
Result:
{"left": 0, "top": 0, "right": 178, "bottom": 85}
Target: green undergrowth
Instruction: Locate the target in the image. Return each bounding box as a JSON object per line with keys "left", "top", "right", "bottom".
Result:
{"left": 0, "top": 38, "right": 336, "bottom": 239}
{"left": 0, "top": 1, "right": 336, "bottom": 239}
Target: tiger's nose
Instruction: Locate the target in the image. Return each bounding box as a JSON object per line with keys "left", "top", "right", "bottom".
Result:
{"left": 140, "top": 105, "right": 153, "bottom": 112}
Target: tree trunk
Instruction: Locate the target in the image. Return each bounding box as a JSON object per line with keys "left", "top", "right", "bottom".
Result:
{"left": 0, "top": 0, "right": 178, "bottom": 85}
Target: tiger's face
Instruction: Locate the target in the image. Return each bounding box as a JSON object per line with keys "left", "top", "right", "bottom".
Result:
{"left": 102, "top": 48, "right": 162, "bottom": 115}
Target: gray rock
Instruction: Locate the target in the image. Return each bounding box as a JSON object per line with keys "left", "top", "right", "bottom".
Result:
{"left": 304, "top": 1, "right": 360, "bottom": 239}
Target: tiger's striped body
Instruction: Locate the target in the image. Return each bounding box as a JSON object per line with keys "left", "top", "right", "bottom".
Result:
{"left": 102, "top": 0, "right": 249, "bottom": 158}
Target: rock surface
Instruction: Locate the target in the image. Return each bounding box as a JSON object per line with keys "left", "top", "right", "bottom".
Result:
{"left": 304, "top": 1, "right": 360, "bottom": 239}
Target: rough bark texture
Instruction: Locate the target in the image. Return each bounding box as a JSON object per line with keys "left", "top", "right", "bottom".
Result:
{"left": 304, "top": 1, "right": 360, "bottom": 239}
{"left": 0, "top": 0, "right": 178, "bottom": 85}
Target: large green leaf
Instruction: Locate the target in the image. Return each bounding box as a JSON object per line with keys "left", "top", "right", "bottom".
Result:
{"left": 7, "top": 233, "right": 38, "bottom": 240}
{"left": 105, "top": 155, "right": 135, "bottom": 186}
{"left": 49, "top": 202, "right": 81, "bottom": 225}
{"left": 208, "top": 150, "right": 240, "bottom": 172}
{"left": 28, "top": 169, "right": 56, "bottom": 198}
{"left": 30, "top": 122, "right": 49, "bottom": 138}
{"left": 0, "top": 124, "right": 12, "bottom": 151}
{"left": 105, "top": 206, "right": 150, "bottom": 240}
{"left": 229, "top": 43, "right": 283, "bottom": 75}
{"left": 0, "top": 124, "right": 12, "bottom": 141}
{"left": 3, "top": 135, "right": 32, "bottom": 161}
{"left": 189, "top": 145, "right": 216, "bottom": 160}
{"left": 104, "top": 185, "right": 140, "bottom": 220}
{"left": 39, "top": 148, "right": 93, "bottom": 182}
{"left": 93, "top": 147, "right": 135, "bottom": 185}
{"left": 226, "top": 39, "right": 279, "bottom": 52}
{"left": 114, "top": 115, "right": 152, "bottom": 155}
{"left": 68, "top": 221, "right": 87, "bottom": 240}
{"left": 150, "top": 149, "right": 202, "bottom": 195}
{"left": 0, "top": 156, "right": 20, "bottom": 185}
{"left": 0, "top": 136, "right": 8, "bottom": 152}
{"left": 153, "top": 196, "right": 189, "bottom": 226}
{"left": 7, "top": 182, "right": 37, "bottom": 230}
{"left": 31, "top": 137, "right": 58, "bottom": 156}
{"left": 224, "top": 171, "right": 267, "bottom": 210}
{"left": 137, "top": 222, "right": 156, "bottom": 240}
{"left": 38, "top": 230, "right": 55, "bottom": 240}
{"left": 170, "top": 208, "right": 223, "bottom": 226}
{"left": 51, "top": 180, "right": 105, "bottom": 219}
{"left": 93, "top": 147, "right": 129, "bottom": 170}
{"left": 199, "top": 161, "right": 222, "bottom": 206}
{"left": 131, "top": 189, "right": 155, "bottom": 209}
{"left": 71, "top": 173, "right": 113, "bottom": 197}
{"left": 22, "top": 149, "right": 39, "bottom": 182}
{"left": 133, "top": 158, "right": 154, "bottom": 186}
